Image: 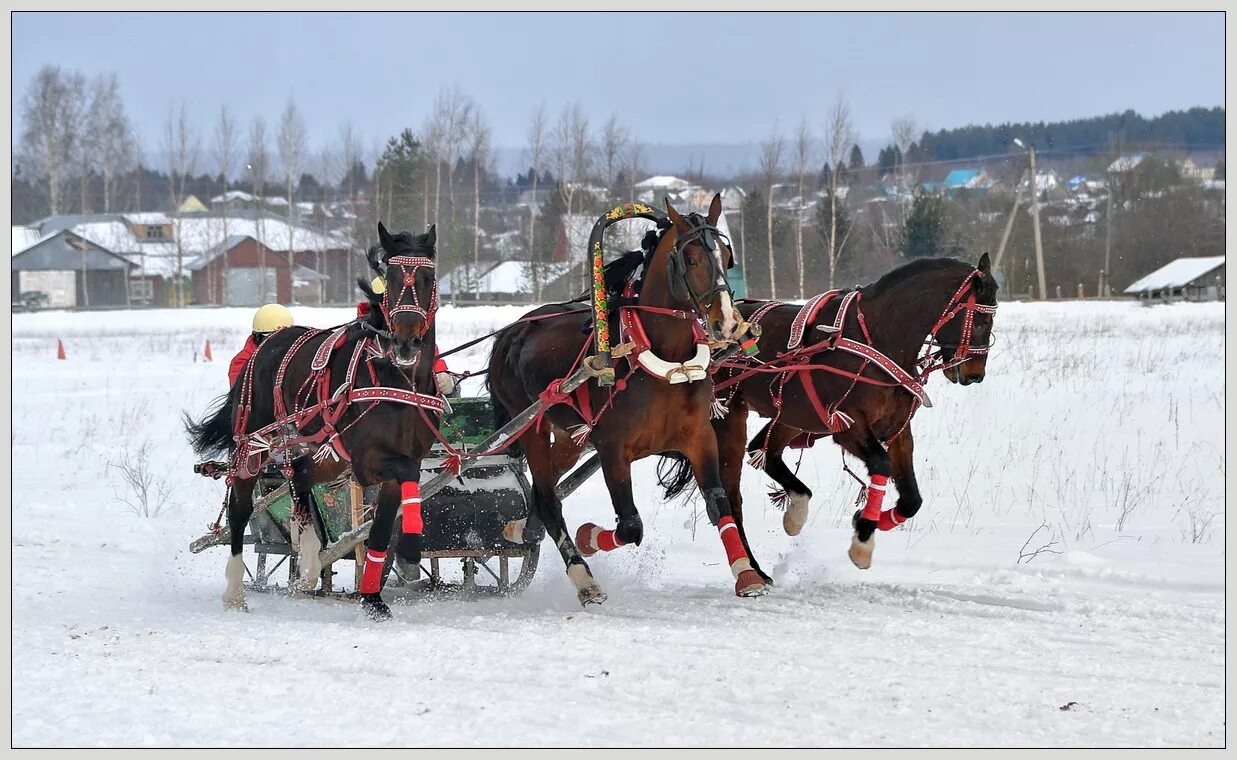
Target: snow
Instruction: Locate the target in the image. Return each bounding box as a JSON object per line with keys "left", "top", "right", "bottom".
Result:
{"left": 634, "top": 175, "right": 691, "bottom": 189}
{"left": 10, "top": 300, "right": 1225, "bottom": 747}
{"left": 1123, "top": 256, "right": 1226, "bottom": 294}
{"left": 440, "top": 260, "right": 573, "bottom": 295}
{"left": 12, "top": 225, "right": 44, "bottom": 257}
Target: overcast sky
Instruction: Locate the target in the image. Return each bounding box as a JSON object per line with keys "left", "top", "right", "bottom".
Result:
{"left": 12, "top": 11, "right": 1225, "bottom": 164}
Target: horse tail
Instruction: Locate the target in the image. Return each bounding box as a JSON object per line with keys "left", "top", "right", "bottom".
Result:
{"left": 656, "top": 451, "right": 697, "bottom": 501}
{"left": 184, "top": 391, "right": 236, "bottom": 456}
{"left": 486, "top": 340, "right": 523, "bottom": 459}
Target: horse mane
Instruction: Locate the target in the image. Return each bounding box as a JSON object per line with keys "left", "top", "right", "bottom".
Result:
{"left": 862, "top": 256, "right": 976, "bottom": 301}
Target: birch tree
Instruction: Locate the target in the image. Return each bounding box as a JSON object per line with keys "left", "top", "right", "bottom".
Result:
{"left": 164, "top": 103, "right": 199, "bottom": 306}
{"left": 213, "top": 104, "right": 238, "bottom": 303}
{"left": 600, "top": 114, "right": 628, "bottom": 200}
{"left": 792, "top": 119, "right": 814, "bottom": 298}
{"left": 891, "top": 115, "right": 917, "bottom": 224}
{"left": 468, "top": 107, "right": 491, "bottom": 298}
{"left": 758, "top": 128, "right": 784, "bottom": 298}
{"left": 278, "top": 98, "right": 308, "bottom": 276}
{"left": 523, "top": 103, "right": 548, "bottom": 300}
{"left": 19, "top": 65, "right": 88, "bottom": 215}
{"left": 84, "top": 73, "right": 135, "bottom": 214}
{"left": 822, "top": 97, "right": 856, "bottom": 289}
{"left": 247, "top": 117, "right": 271, "bottom": 302}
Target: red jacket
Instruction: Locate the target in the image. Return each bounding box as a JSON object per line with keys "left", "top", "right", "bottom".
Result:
{"left": 357, "top": 301, "right": 447, "bottom": 372}
{"left": 228, "top": 335, "right": 259, "bottom": 386}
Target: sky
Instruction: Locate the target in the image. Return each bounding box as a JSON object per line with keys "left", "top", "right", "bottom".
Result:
{"left": 11, "top": 11, "right": 1226, "bottom": 175}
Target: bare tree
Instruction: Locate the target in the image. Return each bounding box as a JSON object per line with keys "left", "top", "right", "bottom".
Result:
{"left": 277, "top": 98, "right": 308, "bottom": 283}
{"left": 164, "top": 103, "right": 199, "bottom": 307}
{"left": 624, "top": 138, "right": 644, "bottom": 203}
{"left": 429, "top": 85, "right": 475, "bottom": 274}
{"left": 19, "top": 65, "right": 88, "bottom": 215}
{"left": 84, "top": 73, "right": 135, "bottom": 214}
{"left": 213, "top": 104, "right": 238, "bottom": 304}
{"left": 524, "top": 103, "right": 549, "bottom": 300}
{"left": 247, "top": 117, "right": 271, "bottom": 302}
{"left": 822, "top": 97, "right": 856, "bottom": 289}
{"left": 338, "top": 122, "right": 361, "bottom": 295}
{"left": 552, "top": 102, "right": 593, "bottom": 291}
{"left": 600, "top": 114, "right": 629, "bottom": 198}
{"left": 792, "top": 119, "right": 814, "bottom": 298}
{"left": 468, "top": 107, "right": 492, "bottom": 298}
{"left": 758, "top": 128, "right": 785, "bottom": 298}
{"left": 891, "top": 115, "right": 918, "bottom": 223}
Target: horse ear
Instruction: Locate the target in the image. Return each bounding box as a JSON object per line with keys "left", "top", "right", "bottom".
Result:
{"left": 977, "top": 251, "right": 991, "bottom": 274}
{"left": 366, "top": 245, "right": 386, "bottom": 273}
{"left": 425, "top": 223, "right": 437, "bottom": 249}
{"left": 665, "top": 197, "right": 684, "bottom": 227}
{"left": 707, "top": 192, "right": 723, "bottom": 225}
{"left": 377, "top": 221, "right": 393, "bottom": 250}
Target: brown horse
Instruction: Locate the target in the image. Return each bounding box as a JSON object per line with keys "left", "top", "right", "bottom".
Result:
{"left": 487, "top": 195, "right": 769, "bottom": 604}
{"left": 660, "top": 254, "right": 999, "bottom": 576}
{"left": 186, "top": 223, "right": 443, "bottom": 621}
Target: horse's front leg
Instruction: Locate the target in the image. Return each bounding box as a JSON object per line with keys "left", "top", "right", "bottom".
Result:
{"left": 715, "top": 396, "right": 773, "bottom": 585}
{"left": 684, "top": 425, "right": 768, "bottom": 598}
{"left": 575, "top": 448, "right": 643, "bottom": 557}
{"left": 879, "top": 426, "right": 922, "bottom": 531}
{"left": 223, "top": 477, "right": 256, "bottom": 611}
{"left": 352, "top": 452, "right": 421, "bottom": 621}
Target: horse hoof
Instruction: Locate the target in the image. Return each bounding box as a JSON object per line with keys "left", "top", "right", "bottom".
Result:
{"left": 577, "top": 585, "right": 608, "bottom": 606}
{"left": 296, "top": 574, "right": 319, "bottom": 593}
{"left": 735, "top": 569, "right": 769, "bottom": 598}
{"left": 783, "top": 494, "right": 810, "bottom": 536}
{"left": 575, "top": 523, "right": 601, "bottom": 557}
{"left": 222, "top": 597, "right": 249, "bottom": 612}
{"left": 503, "top": 519, "right": 527, "bottom": 544}
{"left": 848, "top": 535, "right": 874, "bottom": 569}
{"left": 396, "top": 534, "right": 422, "bottom": 564}
{"left": 360, "top": 593, "right": 392, "bottom": 622}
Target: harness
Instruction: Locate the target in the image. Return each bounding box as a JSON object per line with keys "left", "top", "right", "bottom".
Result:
{"left": 716, "top": 269, "right": 996, "bottom": 448}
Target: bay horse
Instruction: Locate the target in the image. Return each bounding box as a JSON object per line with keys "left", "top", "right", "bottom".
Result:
{"left": 487, "top": 195, "right": 768, "bottom": 604}
{"left": 660, "top": 253, "right": 998, "bottom": 576}
{"left": 186, "top": 223, "right": 443, "bottom": 621}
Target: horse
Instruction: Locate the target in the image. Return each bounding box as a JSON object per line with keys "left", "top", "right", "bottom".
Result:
{"left": 487, "top": 194, "right": 769, "bottom": 605}
{"left": 659, "top": 253, "right": 999, "bottom": 576}
{"left": 186, "top": 222, "right": 444, "bottom": 621}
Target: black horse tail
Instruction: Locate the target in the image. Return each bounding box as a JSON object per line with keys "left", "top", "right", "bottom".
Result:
{"left": 656, "top": 451, "right": 697, "bottom": 501}
{"left": 184, "top": 392, "right": 236, "bottom": 456}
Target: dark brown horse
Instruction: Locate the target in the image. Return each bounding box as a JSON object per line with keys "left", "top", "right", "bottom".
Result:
{"left": 186, "top": 223, "right": 443, "bottom": 621}
{"left": 487, "top": 195, "right": 769, "bottom": 604}
{"left": 661, "top": 254, "right": 998, "bottom": 576}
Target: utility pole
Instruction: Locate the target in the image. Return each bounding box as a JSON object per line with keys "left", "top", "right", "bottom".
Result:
{"left": 1018, "top": 139, "right": 1048, "bottom": 300}
{"left": 993, "top": 169, "right": 1027, "bottom": 273}
{"left": 1103, "top": 187, "right": 1114, "bottom": 298}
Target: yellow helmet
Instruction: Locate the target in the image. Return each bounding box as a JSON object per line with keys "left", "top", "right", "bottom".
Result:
{"left": 370, "top": 276, "right": 386, "bottom": 295}
{"left": 252, "top": 303, "right": 293, "bottom": 334}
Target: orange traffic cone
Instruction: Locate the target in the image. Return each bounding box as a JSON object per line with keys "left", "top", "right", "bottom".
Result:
{"left": 203, "top": 339, "right": 213, "bottom": 362}
{"left": 56, "top": 339, "right": 66, "bottom": 360}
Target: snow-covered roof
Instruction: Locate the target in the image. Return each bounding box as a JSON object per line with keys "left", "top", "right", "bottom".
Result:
{"left": 210, "top": 190, "right": 257, "bottom": 203}
{"left": 12, "top": 226, "right": 43, "bottom": 257}
{"left": 635, "top": 175, "right": 691, "bottom": 190}
{"left": 1108, "top": 154, "right": 1147, "bottom": 173}
{"left": 122, "top": 212, "right": 172, "bottom": 225}
{"left": 1124, "top": 256, "right": 1225, "bottom": 294}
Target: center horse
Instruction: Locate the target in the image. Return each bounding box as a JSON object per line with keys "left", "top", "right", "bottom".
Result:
{"left": 186, "top": 223, "right": 444, "bottom": 621}
{"left": 487, "top": 195, "right": 768, "bottom": 604}
{"left": 660, "top": 253, "right": 999, "bottom": 576}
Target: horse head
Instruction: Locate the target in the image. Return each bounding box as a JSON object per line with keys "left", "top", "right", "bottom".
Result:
{"left": 370, "top": 222, "right": 438, "bottom": 368}
{"left": 940, "top": 252, "right": 999, "bottom": 386}
{"left": 658, "top": 194, "right": 741, "bottom": 343}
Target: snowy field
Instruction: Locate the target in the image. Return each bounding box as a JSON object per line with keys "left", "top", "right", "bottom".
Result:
{"left": 10, "top": 300, "right": 1226, "bottom": 748}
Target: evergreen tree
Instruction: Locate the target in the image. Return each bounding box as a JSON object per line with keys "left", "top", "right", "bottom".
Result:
{"left": 849, "top": 144, "right": 864, "bottom": 170}
{"left": 901, "top": 189, "right": 957, "bottom": 259}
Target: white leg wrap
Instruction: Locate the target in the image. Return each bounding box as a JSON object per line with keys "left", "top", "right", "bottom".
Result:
{"left": 783, "top": 492, "right": 810, "bottom": 536}
{"left": 297, "top": 529, "right": 323, "bottom": 591}
{"left": 729, "top": 557, "right": 754, "bottom": 580}
{"left": 223, "top": 554, "right": 247, "bottom": 610}
{"left": 567, "top": 563, "right": 594, "bottom": 591}
{"left": 502, "top": 518, "right": 527, "bottom": 544}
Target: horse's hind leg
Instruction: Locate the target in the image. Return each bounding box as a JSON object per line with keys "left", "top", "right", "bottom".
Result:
{"left": 750, "top": 422, "right": 814, "bottom": 537}
{"left": 289, "top": 458, "right": 322, "bottom": 591}
{"left": 835, "top": 428, "right": 893, "bottom": 569}
{"left": 713, "top": 397, "right": 772, "bottom": 585}
{"left": 224, "top": 478, "right": 256, "bottom": 611}
{"left": 575, "top": 448, "right": 642, "bottom": 557}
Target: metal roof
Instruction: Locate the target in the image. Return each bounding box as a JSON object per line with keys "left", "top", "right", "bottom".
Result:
{"left": 1123, "top": 256, "right": 1225, "bottom": 294}
{"left": 10, "top": 230, "right": 134, "bottom": 272}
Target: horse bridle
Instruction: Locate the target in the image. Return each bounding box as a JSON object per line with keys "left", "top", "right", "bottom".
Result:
{"left": 922, "top": 270, "right": 998, "bottom": 368}
{"left": 666, "top": 216, "right": 734, "bottom": 321}
{"left": 377, "top": 254, "right": 439, "bottom": 328}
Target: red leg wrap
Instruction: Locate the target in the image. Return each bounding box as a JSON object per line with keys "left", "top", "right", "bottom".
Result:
{"left": 878, "top": 507, "right": 908, "bottom": 532}
{"left": 860, "top": 474, "right": 889, "bottom": 522}
{"left": 401, "top": 481, "right": 422, "bottom": 535}
{"left": 575, "top": 522, "right": 627, "bottom": 557}
{"left": 717, "top": 516, "right": 751, "bottom": 574}
{"left": 360, "top": 549, "right": 386, "bottom": 594}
